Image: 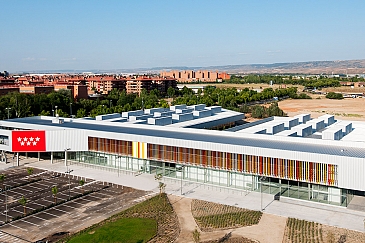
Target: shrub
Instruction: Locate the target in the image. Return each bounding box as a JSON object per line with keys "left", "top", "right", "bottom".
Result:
{"left": 326, "top": 92, "right": 343, "bottom": 99}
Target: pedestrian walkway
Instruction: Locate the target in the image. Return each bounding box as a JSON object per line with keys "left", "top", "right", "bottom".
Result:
{"left": 8, "top": 158, "right": 365, "bottom": 233}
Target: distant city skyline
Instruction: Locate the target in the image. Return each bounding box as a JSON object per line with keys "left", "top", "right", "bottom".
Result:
{"left": 1, "top": 0, "right": 365, "bottom": 72}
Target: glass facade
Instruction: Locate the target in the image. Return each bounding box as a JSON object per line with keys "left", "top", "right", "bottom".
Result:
{"left": 83, "top": 136, "right": 349, "bottom": 206}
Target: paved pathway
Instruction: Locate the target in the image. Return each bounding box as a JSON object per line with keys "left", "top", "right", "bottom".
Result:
{"left": 169, "top": 195, "right": 196, "bottom": 243}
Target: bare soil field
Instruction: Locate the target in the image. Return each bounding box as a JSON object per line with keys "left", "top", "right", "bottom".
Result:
{"left": 214, "top": 83, "right": 365, "bottom": 121}
{"left": 323, "top": 86, "right": 365, "bottom": 94}
{"left": 278, "top": 97, "right": 365, "bottom": 121}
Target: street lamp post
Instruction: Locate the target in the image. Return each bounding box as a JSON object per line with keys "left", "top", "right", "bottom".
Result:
{"left": 64, "top": 148, "right": 70, "bottom": 167}
{"left": 117, "top": 155, "right": 122, "bottom": 177}
{"left": 180, "top": 165, "right": 186, "bottom": 195}
{"left": 4, "top": 185, "right": 8, "bottom": 222}
{"left": 5, "top": 108, "right": 11, "bottom": 119}
{"left": 70, "top": 103, "right": 73, "bottom": 117}
{"left": 65, "top": 166, "right": 73, "bottom": 200}
{"left": 259, "top": 176, "right": 265, "bottom": 211}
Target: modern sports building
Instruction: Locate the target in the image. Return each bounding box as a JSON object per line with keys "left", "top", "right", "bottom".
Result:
{"left": 0, "top": 104, "right": 364, "bottom": 208}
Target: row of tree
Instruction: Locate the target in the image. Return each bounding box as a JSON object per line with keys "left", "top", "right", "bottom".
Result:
{"left": 172, "top": 86, "right": 308, "bottom": 110}
{"left": 0, "top": 85, "right": 309, "bottom": 119}
{"left": 238, "top": 102, "right": 286, "bottom": 118}
{"left": 227, "top": 75, "right": 348, "bottom": 88}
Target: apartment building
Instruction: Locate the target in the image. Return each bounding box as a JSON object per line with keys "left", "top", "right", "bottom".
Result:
{"left": 160, "top": 70, "right": 230, "bottom": 83}
{"left": 126, "top": 76, "right": 177, "bottom": 95}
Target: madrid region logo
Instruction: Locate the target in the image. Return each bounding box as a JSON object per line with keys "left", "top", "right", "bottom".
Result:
{"left": 12, "top": 130, "right": 46, "bottom": 152}
{"left": 18, "top": 136, "right": 41, "bottom": 146}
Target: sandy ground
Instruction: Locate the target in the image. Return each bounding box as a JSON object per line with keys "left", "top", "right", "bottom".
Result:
{"left": 169, "top": 195, "right": 286, "bottom": 243}
{"left": 278, "top": 97, "right": 365, "bottom": 121}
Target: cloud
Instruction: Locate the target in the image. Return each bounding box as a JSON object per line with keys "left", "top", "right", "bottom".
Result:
{"left": 22, "top": 57, "right": 35, "bottom": 61}
{"left": 60, "top": 57, "right": 77, "bottom": 61}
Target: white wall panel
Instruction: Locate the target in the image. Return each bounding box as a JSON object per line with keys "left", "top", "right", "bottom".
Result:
{"left": 46, "top": 130, "right": 88, "bottom": 151}
{"left": 337, "top": 157, "right": 365, "bottom": 191}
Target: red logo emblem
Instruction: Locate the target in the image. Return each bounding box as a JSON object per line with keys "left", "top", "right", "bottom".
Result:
{"left": 12, "top": 130, "right": 46, "bottom": 152}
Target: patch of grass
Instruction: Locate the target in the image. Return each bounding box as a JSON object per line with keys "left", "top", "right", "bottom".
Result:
{"left": 282, "top": 218, "right": 323, "bottom": 243}
{"left": 191, "top": 200, "right": 262, "bottom": 231}
{"left": 67, "top": 218, "right": 156, "bottom": 243}
{"left": 195, "top": 211, "right": 262, "bottom": 230}
{"left": 60, "top": 194, "right": 179, "bottom": 243}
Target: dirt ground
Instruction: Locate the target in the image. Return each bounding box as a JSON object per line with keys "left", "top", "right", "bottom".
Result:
{"left": 168, "top": 195, "right": 286, "bottom": 243}
{"left": 168, "top": 195, "right": 365, "bottom": 243}
{"left": 278, "top": 97, "right": 365, "bottom": 121}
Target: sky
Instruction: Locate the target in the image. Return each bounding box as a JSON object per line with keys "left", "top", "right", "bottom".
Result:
{"left": 1, "top": 0, "right": 365, "bottom": 72}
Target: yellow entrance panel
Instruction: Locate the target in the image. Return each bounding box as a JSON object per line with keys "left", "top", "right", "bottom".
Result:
{"left": 133, "top": 142, "right": 148, "bottom": 159}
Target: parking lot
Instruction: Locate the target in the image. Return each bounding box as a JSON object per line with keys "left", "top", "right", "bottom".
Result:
{"left": 0, "top": 167, "right": 153, "bottom": 243}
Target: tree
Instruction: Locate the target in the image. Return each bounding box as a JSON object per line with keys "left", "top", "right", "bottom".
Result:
{"left": 39, "top": 110, "right": 51, "bottom": 116}
{"left": 9, "top": 93, "right": 32, "bottom": 118}
{"left": 55, "top": 108, "right": 68, "bottom": 117}
{"left": 79, "top": 179, "right": 85, "bottom": 194}
{"left": 154, "top": 174, "right": 166, "bottom": 197}
{"left": 26, "top": 168, "right": 34, "bottom": 181}
{"left": 76, "top": 108, "right": 87, "bottom": 118}
{"left": 18, "top": 196, "right": 28, "bottom": 216}
{"left": 158, "top": 182, "right": 166, "bottom": 196}
{"left": 0, "top": 174, "right": 5, "bottom": 190}
{"left": 326, "top": 92, "right": 343, "bottom": 99}
{"left": 52, "top": 186, "right": 58, "bottom": 204}
{"left": 192, "top": 227, "right": 200, "bottom": 243}
{"left": 167, "top": 87, "right": 176, "bottom": 99}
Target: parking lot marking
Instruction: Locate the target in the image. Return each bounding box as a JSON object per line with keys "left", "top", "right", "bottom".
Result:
{"left": 52, "top": 207, "right": 69, "bottom": 214}
{"left": 59, "top": 204, "right": 77, "bottom": 210}
{"left": 38, "top": 180, "right": 55, "bottom": 186}
{"left": 28, "top": 215, "right": 46, "bottom": 221}
{"left": 7, "top": 223, "right": 28, "bottom": 232}
{"left": 26, "top": 185, "right": 44, "bottom": 191}
{"left": 67, "top": 200, "right": 83, "bottom": 206}
{"left": 12, "top": 187, "right": 33, "bottom": 194}
{"left": 41, "top": 211, "right": 58, "bottom": 218}
{"left": 31, "top": 201, "right": 48, "bottom": 208}
{"left": 12, "top": 208, "right": 25, "bottom": 214}
{"left": 19, "top": 219, "right": 40, "bottom": 227}
{"left": 85, "top": 194, "right": 104, "bottom": 200}
{"left": 92, "top": 191, "right": 111, "bottom": 197}
{"left": 75, "top": 197, "right": 93, "bottom": 202}
{"left": 8, "top": 190, "right": 23, "bottom": 196}
{"left": 42, "top": 198, "right": 55, "bottom": 204}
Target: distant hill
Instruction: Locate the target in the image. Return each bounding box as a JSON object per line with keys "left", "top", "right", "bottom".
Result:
{"left": 16, "top": 59, "right": 365, "bottom": 75}
{"left": 122, "top": 59, "right": 365, "bottom": 75}
{"left": 206, "top": 59, "right": 365, "bottom": 75}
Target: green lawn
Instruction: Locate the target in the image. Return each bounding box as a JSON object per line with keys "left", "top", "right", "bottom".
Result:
{"left": 67, "top": 218, "right": 156, "bottom": 243}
